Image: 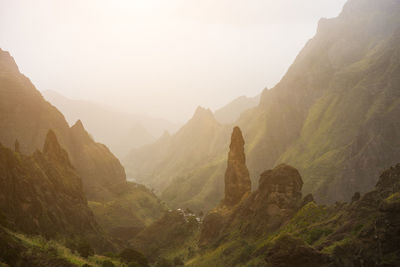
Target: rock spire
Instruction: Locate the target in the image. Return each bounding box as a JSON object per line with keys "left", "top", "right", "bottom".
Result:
{"left": 224, "top": 127, "right": 251, "bottom": 206}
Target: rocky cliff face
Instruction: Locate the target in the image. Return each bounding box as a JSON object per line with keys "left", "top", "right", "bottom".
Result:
{"left": 0, "top": 130, "right": 110, "bottom": 250}
{"left": 0, "top": 48, "right": 126, "bottom": 200}
{"left": 224, "top": 127, "right": 251, "bottom": 206}
{"left": 257, "top": 164, "right": 303, "bottom": 211}
{"left": 200, "top": 164, "right": 304, "bottom": 248}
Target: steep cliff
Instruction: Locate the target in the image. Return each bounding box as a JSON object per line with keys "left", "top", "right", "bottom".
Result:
{"left": 0, "top": 48, "right": 126, "bottom": 200}
{"left": 0, "top": 130, "right": 110, "bottom": 250}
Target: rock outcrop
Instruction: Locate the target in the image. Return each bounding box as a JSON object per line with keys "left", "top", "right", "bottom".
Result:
{"left": 224, "top": 127, "right": 251, "bottom": 206}
{"left": 43, "top": 130, "right": 72, "bottom": 167}
{"left": 256, "top": 164, "right": 303, "bottom": 211}
{"left": 200, "top": 163, "right": 304, "bottom": 246}
{"left": 0, "top": 130, "right": 111, "bottom": 251}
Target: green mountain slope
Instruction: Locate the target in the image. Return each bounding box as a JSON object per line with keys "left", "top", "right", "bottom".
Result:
{"left": 242, "top": 0, "right": 400, "bottom": 202}
{"left": 125, "top": 107, "right": 231, "bottom": 211}
{"left": 125, "top": 0, "right": 400, "bottom": 211}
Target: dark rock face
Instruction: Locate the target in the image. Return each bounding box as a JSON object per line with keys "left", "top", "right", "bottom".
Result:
{"left": 43, "top": 130, "right": 72, "bottom": 167}
{"left": 233, "top": 164, "right": 304, "bottom": 236}
{"left": 201, "top": 163, "right": 304, "bottom": 246}
{"left": 376, "top": 163, "right": 400, "bottom": 198}
{"left": 257, "top": 164, "right": 303, "bottom": 211}
{"left": 0, "top": 130, "right": 110, "bottom": 250}
{"left": 224, "top": 127, "right": 251, "bottom": 206}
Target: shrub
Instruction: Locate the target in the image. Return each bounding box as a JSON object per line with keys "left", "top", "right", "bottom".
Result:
{"left": 64, "top": 238, "right": 77, "bottom": 253}
{"left": 77, "top": 240, "right": 94, "bottom": 258}
{"left": 119, "top": 248, "right": 148, "bottom": 266}
{"left": 102, "top": 260, "right": 115, "bottom": 267}
{"left": 173, "top": 256, "right": 184, "bottom": 266}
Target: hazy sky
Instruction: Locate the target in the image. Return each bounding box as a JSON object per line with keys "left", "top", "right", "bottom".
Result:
{"left": 0, "top": 0, "right": 346, "bottom": 123}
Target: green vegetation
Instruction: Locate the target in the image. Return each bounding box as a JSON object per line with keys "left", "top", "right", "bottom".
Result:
{"left": 1, "top": 229, "right": 123, "bottom": 267}
{"left": 384, "top": 192, "right": 400, "bottom": 204}
{"left": 89, "top": 183, "right": 165, "bottom": 241}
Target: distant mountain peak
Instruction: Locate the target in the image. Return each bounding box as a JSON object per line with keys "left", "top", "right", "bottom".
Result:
{"left": 72, "top": 119, "right": 84, "bottom": 130}
{"left": 71, "top": 119, "right": 93, "bottom": 143}
{"left": 191, "top": 106, "right": 216, "bottom": 123}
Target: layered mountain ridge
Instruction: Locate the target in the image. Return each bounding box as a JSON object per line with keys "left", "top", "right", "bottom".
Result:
{"left": 125, "top": 0, "right": 400, "bottom": 211}
{"left": 42, "top": 90, "right": 179, "bottom": 158}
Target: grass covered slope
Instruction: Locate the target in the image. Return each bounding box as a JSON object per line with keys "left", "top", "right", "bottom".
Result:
{"left": 0, "top": 227, "right": 123, "bottom": 267}
{"left": 125, "top": 107, "right": 231, "bottom": 212}
{"left": 89, "top": 183, "right": 166, "bottom": 242}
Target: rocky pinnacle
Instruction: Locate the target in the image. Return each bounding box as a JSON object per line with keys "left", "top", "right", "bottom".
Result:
{"left": 224, "top": 127, "right": 251, "bottom": 206}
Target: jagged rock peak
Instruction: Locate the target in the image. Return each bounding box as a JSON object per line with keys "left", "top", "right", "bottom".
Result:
{"left": 258, "top": 164, "right": 303, "bottom": 208}
{"left": 224, "top": 126, "right": 251, "bottom": 206}
{"left": 0, "top": 48, "right": 20, "bottom": 73}
{"left": 71, "top": 119, "right": 85, "bottom": 131}
{"left": 43, "top": 130, "right": 71, "bottom": 166}
{"left": 70, "top": 119, "right": 92, "bottom": 142}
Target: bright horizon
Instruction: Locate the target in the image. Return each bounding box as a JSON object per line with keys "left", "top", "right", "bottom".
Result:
{"left": 0, "top": 0, "right": 346, "bottom": 123}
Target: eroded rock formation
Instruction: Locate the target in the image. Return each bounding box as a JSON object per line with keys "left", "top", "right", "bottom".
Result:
{"left": 224, "top": 127, "right": 251, "bottom": 206}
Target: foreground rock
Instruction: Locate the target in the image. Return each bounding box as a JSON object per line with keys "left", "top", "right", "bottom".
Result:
{"left": 0, "top": 130, "right": 111, "bottom": 251}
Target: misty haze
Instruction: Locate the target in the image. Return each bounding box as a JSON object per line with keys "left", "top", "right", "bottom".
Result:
{"left": 1, "top": 0, "right": 400, "bottom": 266}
